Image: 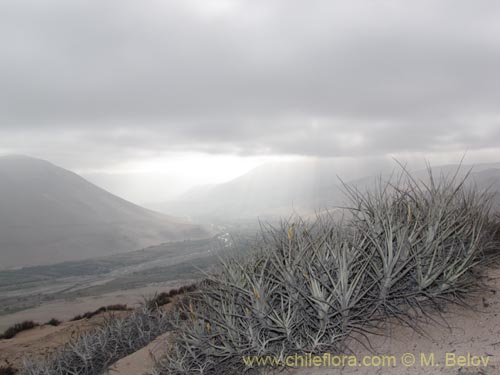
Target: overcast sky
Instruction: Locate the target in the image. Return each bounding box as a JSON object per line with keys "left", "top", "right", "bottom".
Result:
{"left": 1, "top": 0, "right": 500, "bottom": 203}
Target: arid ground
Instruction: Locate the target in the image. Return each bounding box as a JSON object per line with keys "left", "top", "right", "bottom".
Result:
{"left": 2, "top": 268, "right": 500, "bottom": 375}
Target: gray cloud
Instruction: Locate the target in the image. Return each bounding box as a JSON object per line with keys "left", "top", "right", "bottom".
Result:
{"left": 1, "top": 0, "right": 500, "bottom": 166}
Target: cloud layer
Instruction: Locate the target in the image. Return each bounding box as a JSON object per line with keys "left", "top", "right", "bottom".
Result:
{"left": 1, "top": 0, "right": 500, "bottom": 169}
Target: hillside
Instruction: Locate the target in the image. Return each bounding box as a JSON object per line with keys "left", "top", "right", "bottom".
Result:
{"left": 0, "top": 156, "right": 209, "bottom": 268}
{"left": 148, "top": 160, "right": 346, "bottom": 221}
{"left": 148, "top": 161, "right": 500, "bottom": 221}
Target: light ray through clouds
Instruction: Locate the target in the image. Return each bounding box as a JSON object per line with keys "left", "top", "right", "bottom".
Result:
{"left": 1, "top": 0, "right": 500, "bottom": 202}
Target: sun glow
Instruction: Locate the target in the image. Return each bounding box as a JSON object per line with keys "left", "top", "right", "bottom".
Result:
{"left": 80, "top": 152, "right": 300, "bottom": 204}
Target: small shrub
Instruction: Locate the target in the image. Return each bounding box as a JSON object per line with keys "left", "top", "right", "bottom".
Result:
{"left": 19, "top": 305, "right": 171, "bottom": 375}
{"left": 151, "top": 292, "right": 171, "bottom": 307}
{"left": 0, "top": 366, "right": 17, "bottom": 375}
{"left": 168, "top": 288, "right": 179, "bottom": 297}
{"left": 148, "top": 284, "right": 198, "bottom": 309}
{"left": 0, "top": 321, "right": 39, "bottom": 340}
{"left": 45, "top": 318, "right": 61, "bottom": 327}
{"left": 70, "top": 304, "right": 130, "bottom": 321}
{"left": 178, "top": 284, "right": 197, "bottom": 294}
{"left": 153, "top": 166, "right": 499, "bottom": 375}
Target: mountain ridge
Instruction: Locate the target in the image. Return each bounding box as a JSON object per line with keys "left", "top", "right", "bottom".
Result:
{"left": 0, "top": 155, "right": 209, "bottom": 268}
{"left": 147, "top": 161, "right": 500, "bottom": 221}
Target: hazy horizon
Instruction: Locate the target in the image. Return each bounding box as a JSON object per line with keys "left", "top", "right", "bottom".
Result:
{"left": 2, "top": 4, "right": 500, "bottom": 371}
{"left": 2, "top": 0, "right": 500, "bottom": 203}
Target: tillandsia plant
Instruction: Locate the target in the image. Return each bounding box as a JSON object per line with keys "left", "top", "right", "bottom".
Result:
{"left": 19, "top": 303, "right": 172, "bottom": 375}
{"left": 153, "top": 165, "right": 498, "bottom": 375}
{"left": 342, "top": 166, "right": 497, "bottom": 320}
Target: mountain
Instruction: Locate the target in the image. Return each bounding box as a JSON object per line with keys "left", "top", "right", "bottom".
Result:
{"left": 148, "top": 161, "right": 500, "bottom": 222}
{"left": 347, "top": 163, "right": 500, "bottom": 206}
{"left": 148, "top": 160, "right": 356, "bottom": 221}
{"left": 0, "top": 156, "right": 209, "bottom": 268}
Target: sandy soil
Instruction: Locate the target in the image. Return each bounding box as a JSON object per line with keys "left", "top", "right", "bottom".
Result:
{"left": 2, "top": 270, "right": 500, "bottom": 375}
{"left": 0, "top": 312, "right": 128, "bottom": 370}
{"left": 0, "top": 282, "right": 187, "bottom": 372}
{"left": 277, "top": 268, "right": 500, "bottom": 375}
{"left": 0, "top": 280, "right": 193, "bottom": 332}
{"left": 104, "top": 332, "right": 171, "bottom": 375}
{"left": 105, "top": 270, "right": 500, "bottom": 375}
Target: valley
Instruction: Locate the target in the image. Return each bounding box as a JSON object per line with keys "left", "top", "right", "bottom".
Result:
{"left": 0, "top": 236, "right": 223, "bottom": 331}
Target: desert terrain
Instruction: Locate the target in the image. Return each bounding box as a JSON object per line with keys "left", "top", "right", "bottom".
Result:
{"left": 2, "top": 267, "right": 500, "bottom": 375}
{"left": 284, "top": 268, "right": 500, "bottom": 375}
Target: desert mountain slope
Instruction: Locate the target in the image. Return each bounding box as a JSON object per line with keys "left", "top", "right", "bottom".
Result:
{"left": 149, "top": 161, "right": 500, "bottom": 221}
{"left": 0, "top": 155, "right": 209, "bottom": 268}
{"left": 149, "top": 160, "right": 346, "bottom": 221}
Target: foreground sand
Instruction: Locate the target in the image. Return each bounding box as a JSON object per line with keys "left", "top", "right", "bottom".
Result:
{"left": 97, "top": 268, "right": 500, "bottom": 375}
{"left": 280, "top": 268, "right": 500, "bottom": 375}
{"left": 104, "top": 332, "right": 171, "bottom": 375}
{"left": 1, "top": 270, "right": 499, "bottom": 375}
{"left": 0, "top": 312, "right": 129, "bottom": 370}
{"left": 0, "top": 281, "right": 188, "bottom": 371}
{"left": 0, "top": 280, "right": 192, "bottom": 332}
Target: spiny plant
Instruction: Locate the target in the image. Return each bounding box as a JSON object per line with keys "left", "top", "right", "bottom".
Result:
{"left": 19, "top": 303, "right": 171, "bottom": 375}
{"left": 0, "top": 366, "right": 17, "bottom": 375}
{"left": 70, "top": 304, "right": 131, "bottom": 321}
{"left": 147, "top": 284, "right": 198, "bottom": 310}
{"left": 153, "top": 166, "right": 498, "bottom": 375}
{"left": 45, "top": 318, "right": 61, "bottom": 327}
{"left": 0, "top": 321, "right": 39, "bottom": 340}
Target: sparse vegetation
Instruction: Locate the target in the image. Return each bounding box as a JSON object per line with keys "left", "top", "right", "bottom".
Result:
{"left": 11, "top": 167, "right": 500, "bottom": 375}
{"left": 150, "top": 292, "right": 172, "bottom": 308}
{"left": 70, "top": 304, "right": 131, "bottom": 321}
{"left": 45, "top": 318, "right": 61, "bottom": 327}
{"left": 153, "top": 167, "right": 499, "bottom": 374}
{"left": 0, "top": 366, "right": 17, "bottom": 375}
{"left": 0, "top": 238, "right": 218, "bottom": 318}
{"left": 177, "top": 284, "right": 197, "bottom": 294}
{"left": 5, "top": 284, "right": 199, "bottom": 375}
{"left": 19, "top": 303, "right": 171, "bottom": 375}
{"left": 148, "top": 284, "right": 198, "bottom": 309}
{"left": 147, "top": 284, "right": 196, "bottom": 308}
{"left": 0, "top": 321, "right": 39, "bottom": 340}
